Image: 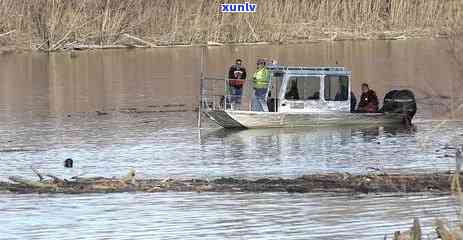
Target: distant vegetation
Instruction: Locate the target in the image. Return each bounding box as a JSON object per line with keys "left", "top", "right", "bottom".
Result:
{"left": 0, "top": 0, "right": 462, "bottom": 51}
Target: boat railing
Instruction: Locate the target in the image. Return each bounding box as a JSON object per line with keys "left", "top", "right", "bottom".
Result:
{"left": 200, "top": 75, "right": 249, "bottom": 112}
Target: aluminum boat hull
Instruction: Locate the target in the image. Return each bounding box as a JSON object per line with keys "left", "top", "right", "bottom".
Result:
{"left": 204, "top": 110, "right": 408, "bottom": 129}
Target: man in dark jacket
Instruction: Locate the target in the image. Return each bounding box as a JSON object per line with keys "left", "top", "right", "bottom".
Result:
{"left": 227, "top": 59, "right": 247, "bottom": 107}
{"left": 357, "top": 83, "right": 379, "bottom": 112}
{"left": 228, "top": 59, "right": 247, "bottom": 80}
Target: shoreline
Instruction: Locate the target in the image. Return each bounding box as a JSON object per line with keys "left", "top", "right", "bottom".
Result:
{"left": 0, "top": 30, "right": 449, "bottom": 54}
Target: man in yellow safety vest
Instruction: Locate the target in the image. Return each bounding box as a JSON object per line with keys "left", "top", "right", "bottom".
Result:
{"left": 252, "top": 59, "right": 270, "bottom": 111}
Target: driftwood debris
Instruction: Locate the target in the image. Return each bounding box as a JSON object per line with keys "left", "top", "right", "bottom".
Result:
{"left": 389, "top": 217, "right": 463, "bottom": 240}
{"left": 1, "top": 148, "right": 462, "bottom": 194}
{"left": 0, "top": 30, "right": 16, "bottom": 38}
{"left": 392, "top": 218, "right": 421, "bottom": 240}
{"left": 392, "top": 218, "right": 463, "bottom": 240}
{"left": 0, "top": 170, "right": 461, "bottom": 194}
{"left": 387, "top": 148, "right": 463, "bottom": 239}
{"left": 451, "top": 147, "right": 463, "bottom": 193}
{"left": 123, "top": 34, "right": 157, "bottom": 47}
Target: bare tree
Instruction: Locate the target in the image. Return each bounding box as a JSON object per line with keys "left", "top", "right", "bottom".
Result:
{"left": 446, "top": 1, "right": 463, "bottom": 119}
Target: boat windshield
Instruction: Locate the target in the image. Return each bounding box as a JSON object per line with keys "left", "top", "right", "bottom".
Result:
{"left": 267, "top": 72, "right": 284, "bottom": 112}
{"left": 324, "top": 75, "right": 349, "bottom": 101}
{"left": 284, "top": 76, "right": 320, "bottom": 100}
{"left": 269, "top": 72, "right": 283, "bottom": 98}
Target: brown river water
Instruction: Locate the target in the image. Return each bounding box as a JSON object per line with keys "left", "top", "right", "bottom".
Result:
{"left": 1, "top": 39, "right": 463, "bottom": 239}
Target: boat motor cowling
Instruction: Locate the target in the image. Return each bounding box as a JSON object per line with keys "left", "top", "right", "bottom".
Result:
{"left": 380, "top": 89, "right": 417, "bottom": 121}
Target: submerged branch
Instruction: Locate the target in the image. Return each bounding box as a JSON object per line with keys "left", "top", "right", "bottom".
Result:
{"left": 30, "top": 166, "right": 44, "bottom": 181}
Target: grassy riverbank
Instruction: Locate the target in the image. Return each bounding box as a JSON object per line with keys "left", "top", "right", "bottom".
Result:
{"left": 0, "top": 0, "right": 462, "bottom": 51}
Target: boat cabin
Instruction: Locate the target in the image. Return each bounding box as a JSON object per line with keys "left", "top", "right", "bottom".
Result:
{"left": 265, "top": 65, "right": 352, "bottom": 113}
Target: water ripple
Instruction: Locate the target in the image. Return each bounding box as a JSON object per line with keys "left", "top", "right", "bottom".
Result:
{"left": 0, "top": 192, "right": 458, "bottom": 240}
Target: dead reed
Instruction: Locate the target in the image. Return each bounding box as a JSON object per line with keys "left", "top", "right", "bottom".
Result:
{"left": 0, "top": 0, "right": 462, "bottom": 51}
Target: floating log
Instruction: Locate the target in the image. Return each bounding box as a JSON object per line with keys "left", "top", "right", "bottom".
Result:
{"left": 0, "top": 170, "right": 461, "bottom": 194}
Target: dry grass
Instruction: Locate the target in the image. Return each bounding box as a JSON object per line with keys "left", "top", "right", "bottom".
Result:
{"left": 446, "top": 0, "right": 463, "bottom": 120}
{"left": 0, "top": 0, "right": 462, "bottom": 51}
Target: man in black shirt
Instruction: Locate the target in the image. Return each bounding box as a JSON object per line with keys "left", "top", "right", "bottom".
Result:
{"left": 228, "top": 59, "right": 247, "bottom": 80}
{"left": 227, "top": 59, "right": 247, "bottom": 106}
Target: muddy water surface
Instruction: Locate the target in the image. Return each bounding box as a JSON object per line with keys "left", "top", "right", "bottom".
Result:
{"left": 1, "top": 39, "right": 462, "bottom": 117}
{"left": 1, "top": 39, "right": 463, "bottom": 239}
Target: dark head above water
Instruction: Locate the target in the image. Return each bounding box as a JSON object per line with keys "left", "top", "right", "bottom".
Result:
{"left": 64, "top": 158, "right": 73, "bottom": 168}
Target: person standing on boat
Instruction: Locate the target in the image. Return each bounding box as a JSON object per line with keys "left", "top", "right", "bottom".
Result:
{"left": 251, "top": 59, "right": 270, "bottom": 111}
{"left": 357, "top": 83, "right": 379, "bottom": 113}
{"left": 227, "top": 59, "right": 247, "bottom": 107}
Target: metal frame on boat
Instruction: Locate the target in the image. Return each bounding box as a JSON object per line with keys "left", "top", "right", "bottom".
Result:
{"left": 199, "top": 62, "right": 414, "bottom": 129}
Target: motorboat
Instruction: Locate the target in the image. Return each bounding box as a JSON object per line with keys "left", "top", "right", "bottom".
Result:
{"left": 200, "top": 64, "right": 416, "bottom": 129}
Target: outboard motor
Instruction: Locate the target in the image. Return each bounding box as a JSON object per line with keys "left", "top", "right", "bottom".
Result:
{"left": 380, "top": 89, "right": 417, "bottom": 123}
